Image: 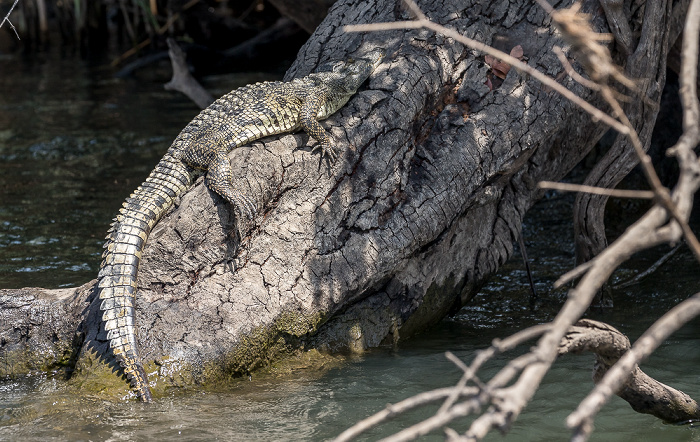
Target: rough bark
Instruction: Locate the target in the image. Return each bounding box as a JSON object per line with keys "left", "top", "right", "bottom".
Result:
{"left": 560, "top": 319, "right": 700, "bottom": 423}
{"left": 0, "top": 285, "right": 89, "bottom": 376}
{"left": 0, "top": 0, "right": 685, "bottom": 396}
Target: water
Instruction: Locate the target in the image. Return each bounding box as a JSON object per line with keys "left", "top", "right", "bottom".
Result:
{"left": 0, "top": 48, "right": 277, "bottom": 289}
{"left": 1, "top": 49, "right": 700, "bottom": 441}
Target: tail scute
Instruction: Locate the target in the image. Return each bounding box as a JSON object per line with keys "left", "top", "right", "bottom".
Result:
{"left": 97, "top": 155, "right": 192, "bottom": 402}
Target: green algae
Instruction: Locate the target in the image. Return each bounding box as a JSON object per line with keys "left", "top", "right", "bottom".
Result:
{"left": 60, "top": 310, "right": 339, "bottom": 400}
{"left": 275, "top": 310, "right": 326, "bottom": 337}
{"left": 0, "top": 340, "right": 77, "bottom": 379}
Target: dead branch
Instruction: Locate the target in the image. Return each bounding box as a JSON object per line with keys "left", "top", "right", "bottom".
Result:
{"left": 561, "top": 319, "right": 700, "bottom": 424}
{"left": 333, "top": 324, "right": 552, "bottom": 441}
{"left": 334, "top": 386, "right": 479, "bottom": 442}
{"left": 612, "top": 243, "right": 682, "bottom": 290}
{"left": 567, "top": 5, "right": 700, "bottom": 435}
{"left": 164, "top": 38, "right": 214, "bottom": 109}
{"left": 538, "top": 181, "right": 654, "bottom": 199}
{"left": 0, "top": 0, "right": 20, "bottom": 39}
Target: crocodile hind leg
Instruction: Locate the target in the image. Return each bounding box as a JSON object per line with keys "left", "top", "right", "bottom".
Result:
{"left": 205, "top": 149, "right": 257, "bottom": 218}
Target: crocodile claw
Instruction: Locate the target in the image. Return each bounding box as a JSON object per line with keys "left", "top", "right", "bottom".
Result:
{"left": 312, "top": 141, "right": 338, "bottom": 166}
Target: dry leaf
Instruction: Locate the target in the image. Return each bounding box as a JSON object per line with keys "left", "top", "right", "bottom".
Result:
{"left": 510, "top": 45, "right": 524, "bottom": 59}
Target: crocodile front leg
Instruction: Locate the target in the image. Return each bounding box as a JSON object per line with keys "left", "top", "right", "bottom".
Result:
{"left": 300, "top": 90, "right": 337, "bottom": 162}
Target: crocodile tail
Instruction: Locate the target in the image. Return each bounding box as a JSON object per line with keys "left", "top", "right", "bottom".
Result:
{"left": 97, "top": 153, "right": 192, "bottom": 402}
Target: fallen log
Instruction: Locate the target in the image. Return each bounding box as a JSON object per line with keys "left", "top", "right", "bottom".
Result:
{"left": 0, "top": 0, "right": 684, "bottom": 398}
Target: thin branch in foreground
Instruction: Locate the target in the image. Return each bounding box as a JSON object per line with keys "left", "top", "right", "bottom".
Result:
{"left": 545, "top": 1, "right": 635, "bottom": 89}
{"left": 0, "top": 0, "right": 20, "bottom": 40}
{"left": 552, "top": 45, "right": 632, "bottom": 103}
{"left": 553, "top": 259, "right": 594, "bottom": 289}
{"left": 538, "top": 181, "right": 655, "bottom": 199}
{"left": 333, "top": 324, "right": 551, "bottom": 442}
{"left": 333, "top": 386, "right": 479, "bottom": 442}
{"left": 438, "top": 351, "right": 485, "bottom": 415}
{"left": 401, "top": 0, "right": 426, "bottom": 21}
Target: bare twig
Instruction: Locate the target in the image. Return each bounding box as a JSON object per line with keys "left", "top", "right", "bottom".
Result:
{"left": 333, "top": 386, "right": 479, "bottom": 442}
{"left": 164, "top": 38, "right": 214, "bottom": 108}
{"left": 545, "top": 1, "right": 635, "bottom": 89}
{"left": 438, "top": 351, "right": 485, "bottom": 415}
{"left": 538, "top": 181, "right": 655, "bottom": 199}
{"left": 402, "top": 0, "right": 426, "bottom": 21}
{"left": 612, "top": 243, "right": 682, "bottom": 290}
{"left": 381, "top": 399, "right": 480, "bottom": 442}
{"left": 0, "top": 0, "right": 21, "bottom": 40}
{"left": 552, "top": 45, "right": 632, "bottom": 102}
{"left": 601, "top": 84, "right": 700, "bottom": 261}
{"left": 554, "top": 259, "right": 594, "bottom": 288}
{"left": 333, "top": 324, "right": 550, "bottom": 442}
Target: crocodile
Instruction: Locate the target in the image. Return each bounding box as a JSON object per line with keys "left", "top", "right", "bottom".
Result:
{"left": 96, "top": 49, "right": 383, "bottom": 402}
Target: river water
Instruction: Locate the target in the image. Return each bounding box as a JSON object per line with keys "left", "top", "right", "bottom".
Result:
{"left": 1, "top": 48, "right": 699, "bottom": 441}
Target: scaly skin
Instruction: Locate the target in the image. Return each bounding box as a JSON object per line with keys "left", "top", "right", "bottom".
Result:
{"left": 97, "top": 49, "right": 384, "bottom": 402}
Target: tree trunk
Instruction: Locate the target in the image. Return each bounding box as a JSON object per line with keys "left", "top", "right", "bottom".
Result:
{"left": 573, "top": 0, "right": 685, "bottom": 269}
{"left": 0, "top": 0, "right": 687, "bottom": 397}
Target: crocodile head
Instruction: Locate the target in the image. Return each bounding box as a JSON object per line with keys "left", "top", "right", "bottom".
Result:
{"left": 320, "top": 48, "right": 384, "bottom": 94}
{"left": 313, "top": 48, "right": 384, "bottom": 117}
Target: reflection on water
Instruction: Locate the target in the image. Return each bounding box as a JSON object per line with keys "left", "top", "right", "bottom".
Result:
{"left": 0, "top": 133, "right": 171, "bottom": 288}
{"left": 1, "top": 48, "right": 700, "bottom": 441}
